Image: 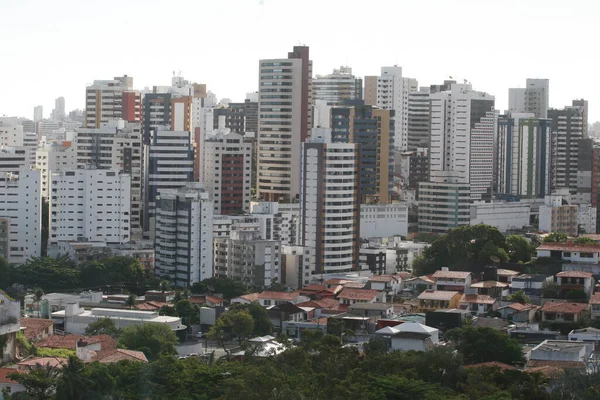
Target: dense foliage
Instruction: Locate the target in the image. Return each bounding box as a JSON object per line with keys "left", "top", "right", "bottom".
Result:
{"left": 413, "top": 225, "right": 509, "bottom": 275}
{"left": 117, "top": 323, "right": 179, "bottom": 361}
{"left": 445, "top": 326, "right": 525, "bottom": 366}
{"left": 190, "top": 277, "right": 247, "bottom": 299}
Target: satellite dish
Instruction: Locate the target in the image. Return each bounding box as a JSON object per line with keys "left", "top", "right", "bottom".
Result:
{"left": 490, "top": 256, "right": 501, "bottom": 263}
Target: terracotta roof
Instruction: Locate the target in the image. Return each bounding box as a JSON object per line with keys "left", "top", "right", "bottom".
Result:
{"left": 405, "top": 275, "right": 435, "bottom": 285}
{"left": 296, "top": 301, "right": 323, "bottom": 308}
{"left": 134, "top": 301, "right": 167, "bottom": 311}
{"left": 500, "top": 302, "right": 537, "bottom": 312}
{"left": 189, "top": 295, "right": 224, "bottom": 305}
{"left": 540, "top": 301, "right": 588, "bottom": 314}
{"left": 395, "top": 272, "right": 414, "bottom": 280}
{"left": 325, "top": 278, "right": 350, "bottom": 285}
{"left": 497, "top": 269, "right": 520, "bottom": 276}
{"left": 590, "top": 293, "right": 600, "bottom": 305}
{"left": 343, "top": 281, "right": 367, "bottom": 289}
{"left": 258, "top": 291, "right": 300, "bottom": 301}
{"left": 369, "top": 275, "right": 396, "bottom": 283}
{"left": 17, "top": 357, "right": 67, "bottom": 369}
{"left": 470, "top": 281, "right": 508, "bottom": 289}
{"left": 537, "top": 242, "right": 600, "bottom": 252}
{"left": 0, "top": 368, "right": 21, "bottom": 384}
{"left": 418, "top": 290, "right": 460, "bottom": 301}
{"left": 20, "top": 318, "right": 54, "bottom": 341}
{"left": 299, "top": 284, "right": 328, "bottom": 293}
{"left": 92, "top": 349, "right": 148, "bottom": 364}
{"left": 337, "top": 288, "right": 380, "bottom": 301}
{"left": 463, "top": 361, "right": 517, "bottom": 371}
{"left": 459, "top": 294, "right": 497, "bottom": 305}
{"left": 37, "top": 334, "right": 116, "bottom": 350}
{"left": 237, "top": 293, "right": 260, "bottom": 302}
{"left": 526, "top": 359, "right": 586, "bottom": 369}
{"left": 432, "top": 270, "right": 471, "bottom": 279}
{"left": 313, "top": 297, "right": 344, "bottom": 310}
{"left": 556, "top": 271, "right": 594, "bottom": 278}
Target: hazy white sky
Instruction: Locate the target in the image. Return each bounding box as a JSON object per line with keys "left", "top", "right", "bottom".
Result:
{"left": 1, "top": 0, "right": 598, "bottom": 121}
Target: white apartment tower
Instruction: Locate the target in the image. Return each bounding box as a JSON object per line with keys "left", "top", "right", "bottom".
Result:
{"left": 0, "top": 117, "right": 37, "bottom": 167}
{"left": 154, "top": 183, "right": 213, "bottom": 287}
{"left": 203, "top": 131, "right": 253, "bottom": 215}
{"left": 0, "top": 167, "right": 41, "bottom": 265}
{"left": 36, "top": 141, "right": 77, "bottom": 199}
{"left": 364, "top": 66, "right": 418, "bottom": 151}
{"left": 313, "top": 66, "right": 362, "bottom": 105}
{"left": 406, "top": 87, "right": 431, "bottom": 151}
{"left": 548, "top": 106, "right": 584, "bottom": 194}
{"left": 85, "top": 75, "right": 141, "bottom": 128}
{"left": 257, "top": 45, "right": 312, "bottom": 202}
{"left": 508, "top": 78, "right": 549, "bottom": 118}
{"left": 49, "top": 169, "right": 131, "bottom": 249}
{"left": 33, "top": 105, "right": 43, "bottom": 122}
{"left": 299, "top": 137, "right": 360, "bottom": 284}
{"left": 418, "top": 171, "right": 471, "bottom": 233}
{"left": 429, "top": 84, "right": 495, "bottom": 200}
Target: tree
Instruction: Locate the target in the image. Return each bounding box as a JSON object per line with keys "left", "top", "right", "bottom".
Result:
{"left": 207, "top": 309, "right": 255, "bottom": 352}
{"left": 565, "top": 289, "right": 587, "bottom": 301}
{"left": 445, "top": 326, "right": 524, "bottom": 365}
{"left": 55, "top": 356, "right": 93, "bottom": 400}
{"left": 0, "top": 257, "right": 10, "bottom": 290}
{"left": 506, "top": 235, "right": 534, "bottom": 263}
{"left": 476, "top": 241, "right": 509, "bottom": 263}
{"left": 541, "top": 280, "right": 560, "bottom": 299}
{"left": 508, "top": 290, "right": 531, "bottom": 304}
{"left": 190, "top": 277, "right": 247, "bottom": 299}
{"left": 118, "top": 323, "right": 178, "bottom": 361}
{"left": 12, "top": 256, "right": 80, "bottom": 292}
{"left": 124, "top": 294, "right": 136, "bottom": 309}
{"left": 159, "top": 280, "right": 171, "bottom": 293}
{"left": 8, "top": 363, "right": 59, "bottom": 400}
{"left": 175, "top": 299, "right": 200, "bottom": 327}
{"left": 542, "top": 232, "right": 568, "bottom": 243}
{"left": 84, "top": 318, "right": 120, "bottom": 338}
{"left": 230, "top": 303, "right": 272, "bottom": 336}
{"left": 573, "top": 237, "right": 596, "bottom": 245}
{"left": 33, "top": 287, "right": 44, "bottom": 317}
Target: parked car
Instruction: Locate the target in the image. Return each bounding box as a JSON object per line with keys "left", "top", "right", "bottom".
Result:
{"left": 196, "top": 331, "right": 204, "bottom": 339}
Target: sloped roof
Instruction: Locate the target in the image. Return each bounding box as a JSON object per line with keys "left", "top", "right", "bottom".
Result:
{"left": 92, "top": 349, "right": 148, "bottom": 363}
{"left": 405, "top": 276, "right": 435, "bottom": 285}
{"left": 17, "top": 357, "right": 67, "bottom": 369}
{"left": 537, "top": 242, "right": 600, "bottom": 252}
{"left": 395, "top": 322, "right": 438, "bottom": 334}
{"left": 540, "top": 302, "right": 588, "bottom": 314}
{"left": 418, "top": 290, "right": 460, "bottom": 301}
{"left": 0, "top": 368, "right": 20, "bottom": 384}
{"left": 496, "top": 269, "right": 520, "bottom": 276}
{"left": 556, "top": 271, "right": 594, "bottom": 278}
{"left": 470, "top": 281, "right": 508, "bottom": 289}
{"left": 459, "top": 294, "right": 497, "bottom": 305}
{"left": 432, "top": 270, "right": 471, "bottom": 279}
{"left": 570, "top": 327, "right": 600, "bottom": 334}
{"left": 369, "top": 275, "right": 396, "bottom": 283}
{"left": 343, "top": 281, "right": 367, "bottom": 289}
{"left": 590, "top": 293, "right": 600, "bottom": 305}
{"left": 499, "top": 302, "right": 537, "bottom": 312}
{"left": 134, "top": 301, "right": 167, "bottom": 311}
{"left": 337, "top": 288, "right": 380, "bottom": 301}
{"left": 258, "top": 291, "right": 300, "bottom": 301}
{"left": 20, "top": 318, "right": 54, "bottom": 340}
{"left": 463, "top": 361, "right": 517, "bottom": 371}
{"left": 37, "top": 334, "right": 116, "bottom": 350}
{"left": 376, "top": 326, "right": 400, "bottom": 335}
{"left": 237, "top": 293, "right": 260, "bottom": 302}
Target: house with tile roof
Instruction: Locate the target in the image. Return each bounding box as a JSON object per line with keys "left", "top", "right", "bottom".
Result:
{"left": 589, "top": 293, "right": 600, "bottom": 321}
{"left": 536, "top": 242, "right": 600, "bottom": 263}
{"left": 498, "top": 303, "right": 538, "bottom": 323}
{"left": 0, "top": 368, "right": 24, "bottom": 397}
{"left": 510, "top": 274, "right": 553, "bottom": 297}
{"left": 432, "top": 269, "right": 471, "bottom": 291}
{"left": 404, "top": 276, "right": 436, "bottom": 293}
{"left": 375, "top": 322, "right": 439, "bottom": 352}
{"left": 20, "top": 318, "right": 54, "bottom": 342}
{"left": 459, "top": 294, "right": 498, "bottom": 316}
{"left": 539, "top": 302, "right": 589, "bottom": 324}
{"left": 469, "top": 281, "right": 509, "bottom": 298}
{"left": 336, "top": 288, "right": 382, "bottom": 305}
{"left": 15, "top": 357, "right": 67, "bottom": 370}
{"left": 367, "top": 275, "right": 401, "bottom": 295}
{"left": 76, "top": 338, "right": 148, "bottom": 363}
{"left": 230, "top": 293, "right": 261, "bottom": 305}
{"left": 257, "top": 291, "right": 309, "bottom": 307}
{"left": 417, "top": 290, "right": 461, "bottom": 312}
{"left": 496, "top": 268, "right": 520, "bottom": 284}
{"left": 37, "top": 334, "right": 116, "bottom": 351}
{"left": 556, "top": 271, "right": 595, "bottom": 299}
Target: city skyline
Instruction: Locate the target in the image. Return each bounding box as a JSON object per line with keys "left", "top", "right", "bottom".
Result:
{"left": 1, "top": 0, "right": 599, "bottom": 121}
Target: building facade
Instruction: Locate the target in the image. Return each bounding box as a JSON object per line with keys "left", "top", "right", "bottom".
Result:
{"left": 508, "top": 78, "right": 549, "bottom": 118}
{"left": 154, "top": 183, "right": 213, "bottom": 287}
{"left": 313, "top": 66, "right": 362, "bottom": 105}
{"left": 418, "top": 171, "right": 471, "bottom": 233}
{"left": 549, "top": 106, "right": 584, "bottom": 195}
{"left": 85, "top": 76, "right": 141, "bottom": 128}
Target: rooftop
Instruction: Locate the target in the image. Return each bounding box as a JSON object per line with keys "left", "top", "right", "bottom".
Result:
{"left": 349, "top": 303, "right": 393, "bottom": 311}
{"left": 0, "top": 368, "right": 20, "bottom": 384}
{"left": 499, "top": 302, "right": 537, "bottom": 312}
{"left": 418, "top": 290, "right": 460, "bottom": 301}
{"left": 36, "top": 334, "right": 116, "bottom": 350}
{"left": 459, "top": 294, "right": 497, "bottom": 305}
{"left": 236, "top": 293, "right": 260, "bottom": 302}
{"left": 337, "top": 288, "right": 380, "bottom": 301}
{"left": 17, "top": 357, "right": 67, "bottom": 369}
{"left": 92, "top": 349, "right": 148, "bottom": 364}
{"left": 556, "top": 271, "right": 594, "bottom": 278}
{"left": 369, "top": 275, "right": 397, "bottom": 283}
{"left": 496, "top": 269, "right": 520, "bottom": 276}
{"left": 258, "top": 291, "right": 301, "bottom": 301}
{"left": 432, "top": 270, "right": 471, "bottom": 279}
{"left": 513, "top": 274, "right": 549, "bottom": 282}
{"left": 405, "top": 275, "right": 435, "bottom": 284}
{"left": 471, "top": 317, "right": 509, "bottom": 330}
{"left": 589, "top": 293, "right": 600, "bottom": 305}
{"left": 20, "top": 318, "right": 54, "bottom": 341}
{"left": 470, "top": 281, "right": 508, "bottom": 289}
{"left": 540, "top": 302, "right": 588, "bottom": 314}
{"left": 537, "top": 242, "right": 600, "bottom": 252}
{"left": 463, "top": 362, "right": 517, "bottom": 371}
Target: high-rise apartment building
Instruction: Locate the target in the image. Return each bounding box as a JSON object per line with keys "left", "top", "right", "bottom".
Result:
{"left": 144, "top": 129, "right": 194, "bottom": 231}
{"left": 313, "top": 66, "right": 362, "bottom": 105}
{"left": 154, "top": 183, "right": 213, "bottom": 287}
{"left": 429, "top": 83, "right": 495, "bottom": 200}
{"left": 212, "top": 99, "right": 258, "bottom": 134}
{"left": 496, "top": 113, "right": 552, "bottom": 198}
{"left": 0, "top": 117, "right": 37, "bottom": 167}
{"left": 85, "top": 75, "right": 141, "bottom": 128}
{"left": 257, "top": 45, "right": 312, "bottom": 202}
{"left": 364, "top": 66, "right": 417, "bottom": 151}
{"left": 549, "top": 106, "right": 584, "bottom": 195}
{"left": 49, "top": 169, "right": 131, "bottom": 249}
{"left": 406, "top": 87, "right": 431, "bottom": 151}
{"left": 0, "top": 167, "right": 41, "bottom": 265}
{"left": 75, "top": 120, "right": 144, "bottom": 237}
{"left": 331, "top": 101, "right": 394, "bottom": 204}
{"left": 33, "top": 105, "right": 43, "bottom": 122}
{"left": 572, "top": 99, "right": 589, "bottom": 137}
{"left": 36, "top": 141, "right": 77, "bottom": 198}
{"left": 51, "top": 97, "right": 66, "bottom": 121}
{"left": 0, "top": 148, "right": 26, "bottom": 175}
{"left": 299, "top": 137, "right": 360, "bottom": 283}
{"left": 508, "top": 78, "right": 549, "bottom": 118}
{"left": 203, "top": 131, "right": 253, "bottom": 215}
{"left": 142, "top": 93, "right": 172, "bottom": 144}
{"left": 418, "top": 171, "right": 471, "bottom": 233}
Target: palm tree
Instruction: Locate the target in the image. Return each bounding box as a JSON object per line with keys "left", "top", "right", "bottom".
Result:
{"left": 33, "top": 287, "right": 44, "bottom": 317}
{"left": 56, "top": 356, "right": 93, "bottom": 400}
{"left": 159, "top": 280, "right": 170, "bottom": 293}
{"left": 124, "top": 294, "right": 136, "bottom": 309}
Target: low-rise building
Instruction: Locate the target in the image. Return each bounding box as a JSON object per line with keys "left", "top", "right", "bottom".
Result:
{"left": 496, "top": 268, "right": 520, "bottom": 283}
{"left": 556, "top": 271, "right": 595, "bottom": 299}
{"left": 539, "top": 302, "right": 589, "bottom": 324}
{"left": 469, "top": 281, "right": 509, "bottom": 298}
{"left": 375, "top": 322, "right": 439, "bottom": 352}
{"left": 469, "top": 202, "right": 531, "bottom": 233}
{"left": 367, "top": 275, "right": 401, "bottom": 295}
{"left": 0, "top": 291, "right": 21, "bottom": 362}
{"left": 459, "top": 294, "right": 498, "bottom": 316}
{"left": 589, "top": 293, "right": 600, "bottom": 321}
{"left": 348, "top": 303, "right": 394, "bottom": 319}
{"left": 337, "top": 288, "right": 382, "bottom": 305}
{"left": 20, "top": 318, "right": 54, "bottom": 342}
{"left": 417, "top": 290, "right": 461, "bottom": 311}
{"left": 257, "top": 291, "right": 309, "bottom": 307}
{"left": 403, "top": 276, "right": 436, "bottom": 292}
{"left": 0, "top": 368, "right": 25, "bottom": 396}
{"left": 510, "top": 274, "right": 553, "bottom": 297}
{"left": 526, "top": 340, "right": 593, "bottom": 369}
{"left": 536, "top": 242, "right": 600, "bottom": 264}
{"left": 432, "top": 269, "right": 472, "bottom": 291}
{"left": 567, "top": 327, "right": 600, "bottom": 343}
{"left": 498, "top": 303, "right": 537, "bottom": 323}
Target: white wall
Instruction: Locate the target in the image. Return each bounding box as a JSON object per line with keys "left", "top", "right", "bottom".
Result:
{"left": 360, "top": 203, "right": 408, "bottom": 238}
{"left": 470, "top": 202, "right": 530, "bottom": 232}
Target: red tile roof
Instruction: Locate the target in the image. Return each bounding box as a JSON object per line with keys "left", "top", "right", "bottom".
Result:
{"left": 258, "top": 291, "right": 300, "bottom": 301}
{"left": 395, "top": 272, "right": 414, "bottom": 280}
{"left": 20, "top": 318, "right": 54, "bottom": 341}
{"left": 540, "top": 301, "right": 588, "bottom": 314}
{"left": 0, "top": 368, "right": 21, "bottom": 384}
{"left": 500, "top": 302, "right": 537, "bottom": 312}
{"left": 537, "top": 242, "right": 600, "bottom": 252}
{"left": 236, "top": 293, "right": 260, "bottom": 302}
{"left": 432, "top": 270, "right": 471, "bottom": 279}
{"left": 459, "top": 294, "right": 497, "bottom": 305}
{"left": 343, "top": 281, "right": 367, "bottom": 289}
{"left": 299, "top": 284, "right": 328, "bottom": 293}
{"left": 189, "top": 295, "right": 224, "bottom": 306}
{"left": 337, "top": 288, "right": 380, "bottom": 301}
{"left": 17, "top": 357, "right": 67, "bottom": 369}
{"left": 36, "top": 334, "right": 116, "bottom": 350}
{"left": 325, "top": 278, "right": 350, "bottom": 285}
{"left": 556, "top": 271, "right": 594, "bottom": 278}
{"left": 406, "top": 276, "right": 435, "bottom": 285}
{"left": 590, "top": 293, "right": 600, "bottom": 305}
{"left": 134, "top": 301, "right": 167, "bottom": 311}
{"left": 369, "top": 275, "right": 396, "bottom": 283}
{"left": 525, "top": 359, "right": 585, "bottom": 369}
{"left": 418, "top": 290, "right": 461, "bottom": 301}
{"left": 464, "top": 361, "right": 517, "bottom": 371}
{"left": 92, "top": 349, "right": 148, "bottom": 364}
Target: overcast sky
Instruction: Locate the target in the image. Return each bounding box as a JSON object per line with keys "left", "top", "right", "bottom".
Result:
{"left": 1, "top": 0, "right": 598, "bottom": 121}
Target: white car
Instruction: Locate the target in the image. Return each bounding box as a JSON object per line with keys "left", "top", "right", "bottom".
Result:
{"left": 188, "top": 353, "right": 199, "bottom": 357}
{"left": 196, "top": 332, "right": 204, "bottom": 339}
